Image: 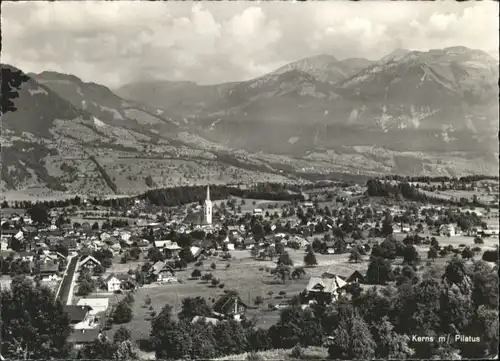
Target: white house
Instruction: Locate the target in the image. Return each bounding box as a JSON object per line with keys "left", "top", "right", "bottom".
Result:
{"left": 253, "top": 208, "right": 263, "bottom": 215}
{"left": 439, "top": 224, "right": 458, "bottom": 237}
{"left": 106, "top": 276, "right": 122, "bottom": 292}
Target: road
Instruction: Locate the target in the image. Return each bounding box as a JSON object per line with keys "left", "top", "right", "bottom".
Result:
{"left": 55, "top": 256, "right": 78, "bottom": 305}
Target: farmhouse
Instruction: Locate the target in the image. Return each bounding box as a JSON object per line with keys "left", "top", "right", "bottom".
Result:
{"left": 39, "top": 263, "right": 59, "bottom": 281}
{"left": 439, "top": 224, "right": 459, "bottom": 237}
{"left": 150, "top": 261, "right": 175, "bottom": 282}
{"left": 212, "top": 293, "right": 248, "bottom": 321}
{"left": 305, "top": 275, "right": 347, "bottom": 303}
{"left": 79, "top": 255, "right": 101, "bottom": 270}
{"left": 104, "top": 274, "right": 134, "bottom": 292}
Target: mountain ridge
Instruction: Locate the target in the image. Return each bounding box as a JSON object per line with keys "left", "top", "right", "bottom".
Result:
{"left": 2, "top": 46, "right": 499, "bottom": 198}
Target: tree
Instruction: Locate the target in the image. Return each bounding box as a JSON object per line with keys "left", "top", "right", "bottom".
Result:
{"left": 78, "top": 335, "right": 117, "bottom": 359}
{"left": 303, "top": 250, "right": 317, "bottom": 267}
{"left": 327, "top": 309, "right": 376, "bottom": 359}
{"left": 278, "top": 251, "right": 293, "bottom": 266}
{"left": 1, "top": 65, "right": 30, "bottom": 115}
{"left": 77, "top": 278, "right": 96, "bottom": 296}
{"left": 461, "top": 247, "right": 474, "bottom": 260}
{"left": 178, "top": 296, "right": 212, "bottom": 321}
{"left": 191, "top": 269, "right": 201, "bottom": 279}
{"left": 373, "top": 317, "right": 414, "bottom": 359}
{"left": 381, "top": 215, "right": 394, "bottom": 236}
{"left": 254, "top": 296, "right": 264, "bottom": 306}
{"left": 349, "top": 248, "right": 363, "bottom": 263}
{"left": 292, "top": 266, "right": 306, "bottom": 279}
{"left": 1, "top": 276, "right": 72, "bottom": 359}
{"left": 26, "top": 204, "right": 50, "bottom": 225}
{"left": 427, "top": 247, "right": 438, "bottom": 261}
{"left": 210, "top": 262, "right": 217, "bottom": 270}
{"left": 113, "top": 326, "right": 132, "bottom": 343}
{"left": 214, "top": 319, "right": 249, "bottom": 356}
{"left": 251, "top": 246, "right": 260, "bottom": 259}
{"left": 402, "top": 245, "right": 420, "bottom": 266}
{"left": 366, "top": 257, "right": 393, "bottom": 285}
{"left": 474, "top": 236, "right": 484, "bottom": 244}
{"left": 113, "top": 300, "right": 133, "bottom": 324}
{"left": 272, "top": 264, "right": 292, "bottom": 284}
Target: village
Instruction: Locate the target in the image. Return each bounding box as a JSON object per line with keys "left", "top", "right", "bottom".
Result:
{"left": 1, "top": 178, "right": 499, "bottom": 356}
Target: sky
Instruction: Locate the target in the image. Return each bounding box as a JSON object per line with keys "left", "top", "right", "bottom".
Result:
{"left": 2, "top": 1, "right": 499, "bottom": 88}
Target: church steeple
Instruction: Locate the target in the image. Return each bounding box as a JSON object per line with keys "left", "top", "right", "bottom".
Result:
{"left": 204, "top": 185, "right": 212, "bottom": 225}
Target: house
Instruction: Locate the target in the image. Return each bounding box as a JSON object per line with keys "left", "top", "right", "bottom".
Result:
{"left": 106, "top": 275, "right": 122, "bottom": 292}
{"left": 79, "top": 255, "right": 101, "bottom": 270}
{"left": 253, "top": 209, "right": 263, "bottom": 216}
{"left": 339, "top": 270, "right": 365, "bottom": 284}
{"left": 241, "top": 238, "right": 255, "bottom": 250}
{"left": 150, "top": 261, "right": 175, "bottom": 282}
{"left": 18, "top": 252, "right": 35, "bottom": 262}
{"left": 39, "top": 263, "right": 60, "bottom": 281}
{"left": 439, "top": 224, "right": 458, "bottom": 237}
{"left": 305, "top": 276, "right": 347, "bottom": 303}
{"left": 212, "top": 293, "right": 248, "bottom": 321}
{"left": 68, "top": 329, "right": 101, "bottom": 349}
{"left": 190, "top": 246, "right": 202, "bottom": 259}
{"left": 77, "top": 298, "right": 109, "bottom": 315}
{"left": 164, "top": 241, "right": 182, "bottom": 258}
{"left": 64, "top": 305, "right": 92, "bottom": 326}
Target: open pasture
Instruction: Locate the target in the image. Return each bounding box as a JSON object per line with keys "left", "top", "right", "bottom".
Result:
{"left": 108, "top": 248, "right": 369, "bottom": 343}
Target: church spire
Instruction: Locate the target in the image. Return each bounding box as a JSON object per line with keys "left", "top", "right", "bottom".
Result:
{"left": 206, "top": 185, "right": 210, "bottom": 201}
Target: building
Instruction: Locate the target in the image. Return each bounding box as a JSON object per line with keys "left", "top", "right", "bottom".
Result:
{"left": 212, "top": 293, "right": 248, "bottom": 321}
{"left": 39, "top": 263, "right": 60, "bottom": 281}
{"left": 439, "top": 224, "right": 458, "bottom": 237}
{"left": 79, "top": 255, "right": 101, "bottom": 270}
{"left": 204, "top": 185, "right": 213, "bottom": 225}
{"left": 77, "top": 298, "right": 109, "bottom": 315}
{"left": 63, "top": 305, "right": 92, "bottom": 326}
{"left": 150, "top": 261, "right": 175, "bottom": 282}
{"left": 106, "top": 275, "right": 122, "bottom": 292}
{"left": 68, "top": 329, "right": 101, "bottom": 349}
{"left": 305, "top": 275, "right": 347, "bottom": 303}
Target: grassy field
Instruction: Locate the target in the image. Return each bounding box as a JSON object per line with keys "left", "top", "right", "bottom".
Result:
{"left": 105, "top": 249, "right": 370, "bottom": 343}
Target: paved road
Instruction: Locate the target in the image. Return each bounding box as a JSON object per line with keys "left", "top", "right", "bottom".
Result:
{"left": 56, "top": 256, "right": 78, "bottom": 305}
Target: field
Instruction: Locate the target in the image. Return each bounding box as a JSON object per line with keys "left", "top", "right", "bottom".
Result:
{"left": 106, "top": 249, "right": 369, "bottom": 343}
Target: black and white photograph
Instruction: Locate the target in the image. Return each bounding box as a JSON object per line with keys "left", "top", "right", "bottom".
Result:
{"left": 1, "top": 0, "right": 499, "bottom": 360}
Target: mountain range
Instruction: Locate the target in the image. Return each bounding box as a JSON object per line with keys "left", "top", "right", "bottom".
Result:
{"left": 1, "top": 46, "right": 499, "bottom": 199}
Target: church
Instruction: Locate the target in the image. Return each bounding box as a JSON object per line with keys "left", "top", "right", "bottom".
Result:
{"left": 183, "top": 185, "right": 213, "bottom": 228}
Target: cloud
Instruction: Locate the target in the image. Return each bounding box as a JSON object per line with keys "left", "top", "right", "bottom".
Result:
{"left": 1, "top": 1, "right": 498, "bottom": 87}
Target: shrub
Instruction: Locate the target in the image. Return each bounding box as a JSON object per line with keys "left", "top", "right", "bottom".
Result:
{"left": 191, "top": 269, "right": 201, "bottom": 278}
{"left": 290, "top": 344, "right": 304, "bottom": 359}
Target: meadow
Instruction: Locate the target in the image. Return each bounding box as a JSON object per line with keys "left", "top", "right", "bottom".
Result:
{"left": 105, "top": 248, "right": 370, "bottom": 343}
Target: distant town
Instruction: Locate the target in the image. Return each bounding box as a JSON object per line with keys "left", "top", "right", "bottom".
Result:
{"left": 1, "top": 175, "right": 498, "bottom": 360}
